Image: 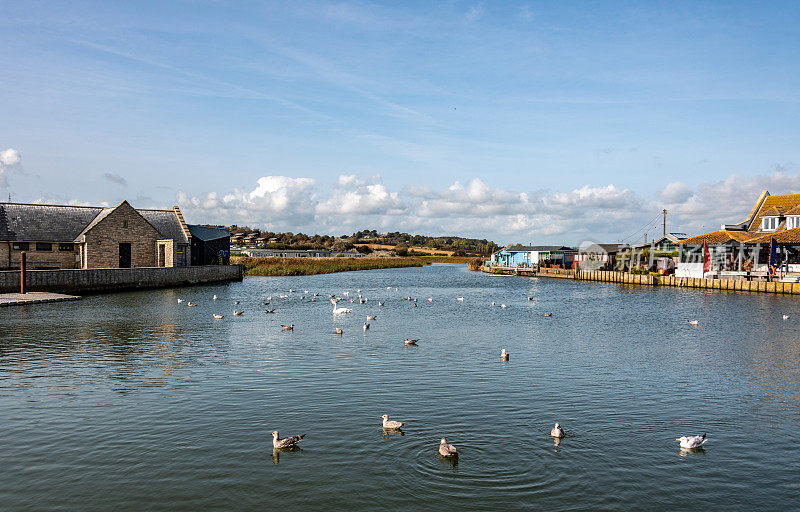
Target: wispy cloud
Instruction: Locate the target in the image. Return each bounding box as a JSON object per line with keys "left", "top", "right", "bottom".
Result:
{"left": 0, "top": 148, "right": 21, "bottom": 188}
{"left": 103, "top": 172, "right": 127, "bottom": 186}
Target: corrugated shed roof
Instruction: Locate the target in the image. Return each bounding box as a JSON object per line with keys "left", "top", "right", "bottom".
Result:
{"left": 0, "top": 203, "right": 104, "bottom": 241}
{"left": 188, "top": 224, "right": 230, "bottom": 241}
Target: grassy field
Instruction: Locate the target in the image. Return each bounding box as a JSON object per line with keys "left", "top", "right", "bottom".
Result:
{"left": 232, "top": 256, "right": 433, "bottom": 276}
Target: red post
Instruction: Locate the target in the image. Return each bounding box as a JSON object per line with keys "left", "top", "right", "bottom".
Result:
{"left": 20, "top": 251, "right": 26, "bottom": 294}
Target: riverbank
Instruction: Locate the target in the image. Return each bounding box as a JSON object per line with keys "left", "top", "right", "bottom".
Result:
{"left": 232, "top": 256, "right": 435, "bottom": 276}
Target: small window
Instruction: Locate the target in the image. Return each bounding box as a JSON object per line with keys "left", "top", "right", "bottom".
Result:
{"left": 123, "top": 219, "right": 128, "bottom": 228}
{"left": 59, "top": 243, "right": 74, "bottom": 251}
{"left": 12, "top": 242, "right": 29, "bottom": 251}
{"left": 36, "top": 242, "right": 53, "bottom": 251}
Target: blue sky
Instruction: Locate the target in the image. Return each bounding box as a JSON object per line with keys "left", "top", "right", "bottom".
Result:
{"left": 2, "top": 1, "right": 800, "bottom": 244}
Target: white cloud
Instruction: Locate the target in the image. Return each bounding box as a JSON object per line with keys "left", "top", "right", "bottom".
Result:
{"left": 175, "top": 167, "right": 800, "bottom": 245}
{"left": 0, "top": 148, "right": 21, "bottom": 187}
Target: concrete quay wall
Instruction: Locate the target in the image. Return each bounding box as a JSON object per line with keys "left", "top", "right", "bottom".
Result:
{"left": 481, "top": 266, "right": 800, "bottom": 295}
{"left": 0, "top": 265, "right": 243, "bottom": 294}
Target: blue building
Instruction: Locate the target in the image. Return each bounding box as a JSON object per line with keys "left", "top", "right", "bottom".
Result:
{"left": 489, "top": 245, "right": 575, "bottom": 268}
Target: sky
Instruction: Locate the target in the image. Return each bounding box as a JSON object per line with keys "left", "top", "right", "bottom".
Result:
{"left": 2, "top": 1, "right": 800, "bottom": 245}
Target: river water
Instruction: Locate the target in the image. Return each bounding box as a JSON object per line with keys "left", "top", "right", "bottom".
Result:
{"left": 1, "top": 264, "right": 798, "bottom": 510}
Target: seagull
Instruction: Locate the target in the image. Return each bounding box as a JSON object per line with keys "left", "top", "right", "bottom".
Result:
{"left": 491, "top": 302, "right": 496, "bottom": 306}
{"left": 500, "top": 304, "right": 508, "bottom": 309}
{"left": 457, "top": 297, "right": 464, "bottom": 302}
{"left": 527, "top": 297, "right": 534, "bottom": 301}
{"left": 265, "top": 309, "right": 276, "bottom": 313}
{"left": 676, "top": 433, "right": 707, "bottom": 449}
{"left": 501, "top": 349, "right": 509, "bottom": 361}
{"left": 279, "top": 295, "right": 288, "bottom": 299}
{"left": 234, "top": 301, "right": 240, "bottom": 305}
{"left": 304, "top": 290, "right": 310, "bottom": 294}
{"left": 367, "top": 315, "right": 377, "bottom": 321}
{"left": 783, "top": 314, "right": 790, "bottom": 320}
{"left": 356, "top": 289, "right": 361, "bottom": 293}
{"left": 378, "top": 302, "right": 384, "bottom": 307}
{"left": 363, "top": 322, "right": 370, "bottom": 332}
{"left": 272, "top": 431, "right": 306, "bottom": 449}
{"left": 187, "top": 302, "right": 198, "bottom": 307}
{"left": 177, "top": 299, "right": 184, "bottom": 303}
{"left": 233, "top": 310, "right": 243, "bottom": 316}
{"left": 551, "top": 423, "right": 565, "bottom": 438}
{"left": 687, "top": 320, "right": 699, "bottom": 326}
{"left": 288, "top": 289, "right": 295, "bottom": 293}
{"left": 266, "top": 296, "right": 272, "bottom": 301}
{"left": 213, "top": 295, "right": 218, "bottom": 300}
{"left": 438, "top": 438, "right": 458, "bottom": 457}
{"left": 381, "top": 414, "right": 405, "bottom": 429}
{"left": 335, "top": 328, "right": 343, "bottom": 335}
{"left": 404, "top": 339, "right": 419, "bottom": 346}
{"left": 544, "top": 313, "right": 552, "bottom": 317}
{"left": 213, "top": 314, "right": 224, "bottom": 319}
{"left": 281, "top": 324, "right": 294, "bottom": 331}
{"left": 387, "top": 286, "right": 392, "bottom": 290}
{"left": 413, "top": 303, "right": 417, "bottom": 308}
{"left": 428, "top": 298, "right": 433, "bottom": 302}
{"left": 262, "top": 301, "right": 270, "bottom": 306}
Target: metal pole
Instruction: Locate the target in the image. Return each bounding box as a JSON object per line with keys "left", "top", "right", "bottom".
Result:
{"left": 20, "top": 251, "right": 26, "bottom": 294}
{"left": 662, "top": 209, "right": 667, "bottom": 237}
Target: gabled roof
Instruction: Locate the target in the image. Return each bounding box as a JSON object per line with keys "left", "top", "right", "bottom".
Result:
{"left": 578, "top": 243, "right": 629, "bottom": 253}
{"left": 0, "top": 201, "right": 189, "bottom": 243}
{"left": 0, "top": 203, "right": 104, "bottom": 242}
{"left": 748, "top": 193, "right": 800, "bottom": 231}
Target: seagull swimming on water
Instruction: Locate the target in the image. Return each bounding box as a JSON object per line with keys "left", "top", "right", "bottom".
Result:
{"left": 676, "top": 433, "right": 707, "bottom": 449}
{"left": 501, "top": 349, "right": 509, "bottom": 361}
{"left": 177, "top": 299, "right": 184, "bottom": 303}
{"left": 783, "top": 314, "right": 790, "bottom": 320}
{"left": 281, "top": 324, "right": 294, "bottom": 331}
{"left": 363, "top": 322, "right": 370, "bottom": 332}
{"left": 438, "top": 437, "right": 458, "bottom": 457}
{"left": 233, "top": 310, "right": 243, "bottom": 316}
{"left": 213, "top": 314, "right": 224, "bottom": 319}
{"left": 381, "top": 414, "right": 405, "bottom": 429}
{"left": 272, "top": 431, "right": 306, "bottom": 449}
{"left": 213, "top": 295, "right": 218, "bottom": 300}
{"left": 404, "top": 339, "right": 419, "bottom": 346}
{"left": 335, "top": 327, "right": 343, "bottom": 335}
{"left": 367, "top": 315, "right": 377, "bottom": 321}
{"left": 551, "top": 422, "right": 565, "bottom": 438}
{"left": 687, "top": 320, "right": 699, "bottom": 326}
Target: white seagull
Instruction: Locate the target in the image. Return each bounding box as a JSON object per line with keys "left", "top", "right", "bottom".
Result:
{"left": 676, "top": 433, "right": 707, "bottom": 449}
{"left": 367, "top": 315, "right": 377, "bottom": 321}
{"left": 783, "top": 314, "right": 790, "bottom": 320}
{"left": 501, "top": 349, "right": 509, "bottom": 361}
{"left": 177, "top": 299, "right": 184, "bottom": 303}
{"left": 213, "top": 295, "right": 218, "bottom": 300}
{"left": 363, "top": 322, "right": 370, "bottom": 332}
{"left": 457, "top": 297, "right": 464, "bottom": 302}
{"left": 551, "top": 422, "right": 565, "bottom": 438}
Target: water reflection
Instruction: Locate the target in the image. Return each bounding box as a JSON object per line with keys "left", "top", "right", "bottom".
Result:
{"left": 678, "top": 447, "right": 707, "bottom": 457}
{"left": 272, "top": 446, "right": 303, "bottom": 465}
{"left": 381, "top": 428, "right": 405, "bottom": 438}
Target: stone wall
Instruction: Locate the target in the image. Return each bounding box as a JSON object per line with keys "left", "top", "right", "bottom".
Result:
{"left": 0, "top": 265, "right": 243, "bottom": 294}
{"left": 4, "top": 243, "right": 80, "bottom": 270}
{"left": 84, "top": 202, "right": 161, "bottom": 268}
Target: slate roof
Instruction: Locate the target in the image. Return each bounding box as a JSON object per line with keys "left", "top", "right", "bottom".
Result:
{"left": 0, "top": 203, "right": 104, "bottom": 242}
{"left": 0, "top": 202, "right": 189, "bottom": 243}
{"left": 139, "top": 209, "right": 189, "bottom": 244}
{"left": 188, "top": 224, "right": 230, "bottom": 241}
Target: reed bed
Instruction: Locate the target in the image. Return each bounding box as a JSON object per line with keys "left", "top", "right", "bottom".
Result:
{"left": 232, "top": 256, "right": 431, "bottom": 276}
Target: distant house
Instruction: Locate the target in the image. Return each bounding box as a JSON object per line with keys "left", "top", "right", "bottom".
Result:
{"left": 631, "top": 233, "right": 687, "bottom": 252}
{"left": 489, "top": 245, "right": 575, "bottom": 268}
{"left": 573, "top": 243, "right": 629, "bottom": 271}
{"left": 0, "top": 200, "right": 196, "bottom": 270}
{"left": 241, "top": 249, "right": 363, "bottom": 258}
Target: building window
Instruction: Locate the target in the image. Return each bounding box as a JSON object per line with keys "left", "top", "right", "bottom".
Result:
{"left": 12, "top": 242, "right": 29, "bottom": 251}
{"left": 788, "top": 216, "right": 800, "bottom": 230}
{"left": 36, "top": 242, "right": 53, "bottom": 251}
{"left": 762, "top": 217, "right": 779, "bottom": 231}
{"left": 59, "top": 243, "right": 74, "bottom": 251}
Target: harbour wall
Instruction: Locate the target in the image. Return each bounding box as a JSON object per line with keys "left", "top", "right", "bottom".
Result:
{"left": 482, "top": 266, "right": 800, "bottom": 295}
{"left": 0, "top": 265, "right": 243, "bottom": 294}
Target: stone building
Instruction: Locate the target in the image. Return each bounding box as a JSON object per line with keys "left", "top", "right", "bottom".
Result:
{"left": 0, "top": 200, "right": 228, "bottom": 270}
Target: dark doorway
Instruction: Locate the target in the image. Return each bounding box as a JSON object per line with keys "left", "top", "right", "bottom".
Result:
{"left": 119, "top": 243, "right": 131, "bottom": 268}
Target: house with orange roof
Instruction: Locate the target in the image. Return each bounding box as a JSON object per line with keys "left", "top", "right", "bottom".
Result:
{"left": 677, "top": 190, "right": 800, "bottom": 277}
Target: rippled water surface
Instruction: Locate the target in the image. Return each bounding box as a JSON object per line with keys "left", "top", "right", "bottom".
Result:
{"left": 2, "top": 264, "right": 799, "bottom": 510}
